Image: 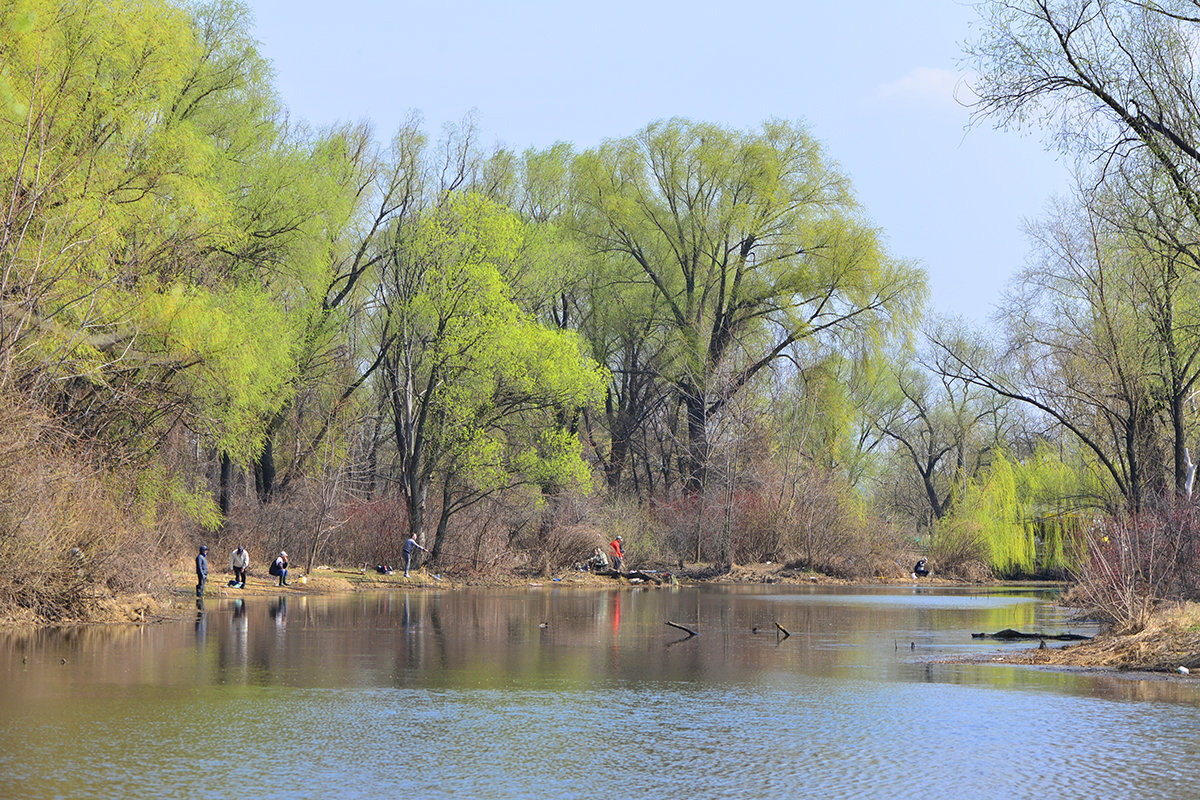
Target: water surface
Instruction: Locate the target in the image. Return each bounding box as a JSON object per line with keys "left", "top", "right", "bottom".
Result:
{"left": 2, "top": 585, "right": 1197, "bottom": 799}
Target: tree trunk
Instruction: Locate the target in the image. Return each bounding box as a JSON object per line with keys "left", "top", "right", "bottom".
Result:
{"left": 218, "top": 451, "right": 233, "bottom": 517}
{"left": 254, "top": 438, "right": 276, "bottom": 503}
{"left": 404, "top": 471, "right": 428, "bottom": 546}
{"left": 683, "top": 390, "right": 708, "bottom": 494}
{"left": 606, "top": 433, "right": 629, "bottom": 492}
{"left": 432, "top": 478, "right": 454, "bottom": 560}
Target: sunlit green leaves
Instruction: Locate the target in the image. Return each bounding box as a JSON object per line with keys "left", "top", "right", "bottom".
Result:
{"left": 383, "top": 192, "right": 606, "bottom": 538}
{"left": 140, "top": 282, "right": 298, "bottom": 461}
{"left": 571, "top": 117, "right": 925, "bottom": 489}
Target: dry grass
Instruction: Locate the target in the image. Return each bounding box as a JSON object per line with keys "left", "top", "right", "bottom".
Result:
{"left": 1011, "top": 602, "right": 1200, "bottom": 672}
{"left": 292, "top": 574, "right": 355, "bottom": 594}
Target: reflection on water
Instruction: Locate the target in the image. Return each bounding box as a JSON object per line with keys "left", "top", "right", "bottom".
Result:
{"left": 1, "top": 585, "right": 1198, "bottom": 800}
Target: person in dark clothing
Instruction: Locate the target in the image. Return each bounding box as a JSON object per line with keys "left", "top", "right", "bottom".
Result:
{"left": 403, "top": 534, "right": 428, "bottom": 578}
{"left": 913, "top": 557, "right": 930, "bottom": 578}
{"left": 269, "top": 551, "right": 289, "bottom": 586}
{"left": 195, "top": 546, "right": 209, "bottom": 597}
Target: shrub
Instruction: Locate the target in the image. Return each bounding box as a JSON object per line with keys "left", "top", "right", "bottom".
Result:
{"left": 1073, "top": 504, "right": 1200, "bottom": 630}
{"left": 0, "top": 400, "right": 168, "bottom": 623}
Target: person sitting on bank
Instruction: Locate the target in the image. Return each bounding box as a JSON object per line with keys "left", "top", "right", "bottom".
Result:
{"left": 913, "top": 557, "right": 930, "bottom": 578}
{"left": 230, "top": 546, "right": 249, "bottom": 588}
{"left": 588, "top": 547, "right": 609, "bottom": 572}
{"left": 269, "top": 551, "right": 290, "bottom": 586}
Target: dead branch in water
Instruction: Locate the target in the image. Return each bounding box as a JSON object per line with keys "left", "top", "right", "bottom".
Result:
{"left": 666, "top": 620, "right": 698, "bottom": 637}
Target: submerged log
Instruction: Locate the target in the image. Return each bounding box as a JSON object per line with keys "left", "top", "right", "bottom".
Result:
{"left": 971, "top": 628, "right": 1091, "bottom": 641}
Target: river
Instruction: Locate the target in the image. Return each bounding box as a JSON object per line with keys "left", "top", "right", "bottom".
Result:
{"left": 2, "top": 584, "right": 1198, "bottom": 799}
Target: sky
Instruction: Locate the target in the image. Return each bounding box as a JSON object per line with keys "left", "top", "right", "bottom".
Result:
{"left": 244, "top": 0, "right": 1075, "bottom": 326}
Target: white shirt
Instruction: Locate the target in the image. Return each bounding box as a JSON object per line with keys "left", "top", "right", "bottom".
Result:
{"left": 231, "top": 549, "right": 249, "bottom": 570}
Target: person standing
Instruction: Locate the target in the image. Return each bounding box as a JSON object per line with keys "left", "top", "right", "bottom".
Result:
{"left": 230, "top": 546, "right": 249, "bottom": 588}
{"left": 269, "top": 551, "right": 289, "bottom": 586}
{"left": 195, "top": 545, "right": 209, "bottom": 597}
{"left": 610, "top": 536, "right": 624, "bottom": 572}
{"left": 403, "top": 534, "right": 428, "bottom": 578}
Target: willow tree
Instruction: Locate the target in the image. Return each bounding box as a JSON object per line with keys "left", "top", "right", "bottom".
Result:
{"left": 938, "top": 445, "right": 1100, "bottom": 577}
{"left": 572, "top": 118, "right": 924, "bottom": 492}
{"left": 0, "top": 0, "right": 309, "bottom": 466}
{"left": 378, "top": 193, "right": 605, "bottom": 555}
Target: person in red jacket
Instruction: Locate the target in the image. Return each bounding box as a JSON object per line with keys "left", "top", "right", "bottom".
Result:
{"left": 610, "top": 536, "right": 625, "bottom": 572}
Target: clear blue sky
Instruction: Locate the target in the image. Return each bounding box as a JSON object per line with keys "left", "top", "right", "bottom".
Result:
{"left": 246, "top": 0, "right": 1072, "bottom": 325}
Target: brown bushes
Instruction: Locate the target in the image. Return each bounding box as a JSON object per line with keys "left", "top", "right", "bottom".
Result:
{"left": 0, "top": 400, "right": 171, "bottom": 624}
{"left": 649, "top": 471, "right": 904, "bottom": 579}
{"left": 927, "top": 525, "right": 992, "bottom": 580}
{"left": 1072, "top": 504, "right": 1200, "bottom": 630}
{"left": 211, "top": 496, "right": 407, "bottom": 576}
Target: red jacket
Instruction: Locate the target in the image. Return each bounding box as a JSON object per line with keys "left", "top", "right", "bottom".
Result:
{"left": 610, "top": 539, "right": 623, "bottom": 559}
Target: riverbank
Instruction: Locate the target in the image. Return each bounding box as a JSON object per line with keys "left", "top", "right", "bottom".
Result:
{"left": 120, "top": 558, "right": 985, "bottom": 627}
{"left": 179, "top": 558, "right": 981, "bottom": 598}
{"left": 975, "top": 602, "right": 1200, "bottom": 674}
{"left": 0, "top": 558, "right": 998, "bottom": 629}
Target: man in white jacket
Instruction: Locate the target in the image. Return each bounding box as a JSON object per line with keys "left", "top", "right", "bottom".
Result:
{"left": 230, "top": 546, "right": 249, "bottom": 588}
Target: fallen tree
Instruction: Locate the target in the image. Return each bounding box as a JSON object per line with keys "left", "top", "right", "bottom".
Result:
{"left": 971, "top": 628, "right": 1091, "bottom": 641}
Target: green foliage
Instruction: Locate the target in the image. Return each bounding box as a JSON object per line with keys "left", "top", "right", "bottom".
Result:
{"left": 384, "top": 192, "right": 607, "bottom": 540}
{"left": 937, "top": 445, "right": 1099, "bottom": 576}
{"left": 571, "top": 118, "right": 926, "bottom": 490}
{"left": 132, "top": 462, "right": 222, "bottom": 530}
{"left": 139, "top": 282, "right": 299, "bottom": 462}
{"left": 0, "top": 0, "right": 372, "bottom": 489}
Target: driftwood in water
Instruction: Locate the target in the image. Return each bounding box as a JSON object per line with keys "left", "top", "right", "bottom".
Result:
{"left": 666, "top": 620, "right": 698, "bottom": 637}
{"left": 775, "top": 621, "right": 791, "bottom": 639}
{"left": 972, "top": 628, "right": 1091, "bottom": 641}
{"left": 596, "top": 568, "right": 664, "bottom": 585}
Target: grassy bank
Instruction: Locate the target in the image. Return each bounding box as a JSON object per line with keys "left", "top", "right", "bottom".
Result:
{"left": 996, "top": 603, "right": 1200, "bottom": 674}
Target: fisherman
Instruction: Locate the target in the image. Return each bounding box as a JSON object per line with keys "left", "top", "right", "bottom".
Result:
{"left": 588, "top": 547, "right": 609, "bottom": 572}
{"left": 269, "top": 551, "right": 290, "bottom": 586}
{"left": 913, "top": 557, "right": 930, "bottom": 578}
{"left": 610, "top": 536, "right": 625, "bottom": 572}
{"left": 195, "top": 545, "right": 209, "bottom": 597}
{"left": 403, "top": 534, "right": 428, "bottom": 578}
{"left": 230, "top": 546, "right": 249, "bottom": 588}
